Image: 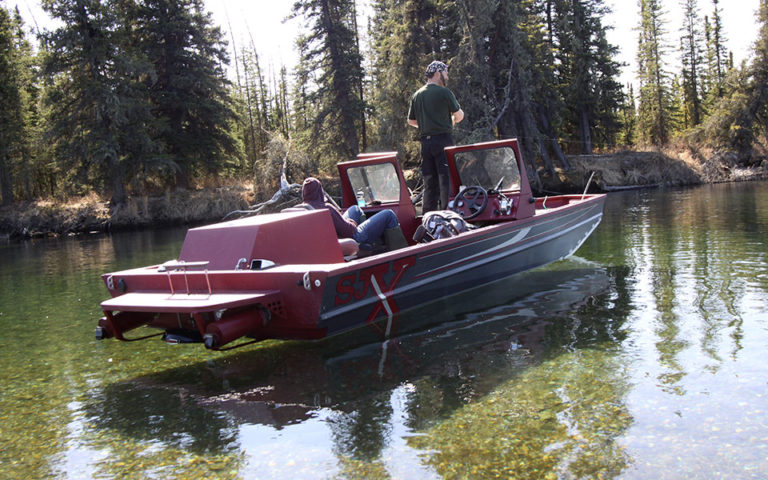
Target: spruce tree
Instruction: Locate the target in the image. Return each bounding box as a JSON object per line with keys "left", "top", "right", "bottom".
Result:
{"left": 122, "top": 0, "right": 239, "bottom": 188}
{"left": 743, "top": 0, "right": 768, "bottom": 149}
{"left": 291, "top": 0, "right": 366, "bottom": 165}
{"left": 703, "top": 0, "right": 729, "bottom": 102}
{"left": 240, "top": 46, "right": 270, "bottom": 165}
{"left": 692, "top": 0, "right": 764, "bottom": 155}
{"left": 636, "top": 0, "right": 674, "bottom": 145}
{"left": 590, "top": 23, "right": 624, "bottom": 147}
{"left": 567, "top": 0, "right": 623, "bottom": 152}
{"left": 485, "top": 0, "right": 561, "bottom": 178}
{"left": 368, "top": 0, "right": 442, "bottom": 160}
{"left": 40, "top": 0, "right": 131, "bottom": 203}
{"left": 550, "top": 0, "right": 623, "bottom": 154}
{"left": 0, "top": 4, "right": 27, "bottom": 205}
{"left": 619, "top": 83, "right": 637, "bottom": 146}
{"left": 680, "top": 0, "right": 705, "bottom": 128}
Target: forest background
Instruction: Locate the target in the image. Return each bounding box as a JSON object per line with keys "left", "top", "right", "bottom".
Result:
{"left": 1, "top": 0, "right": 768, "bottom": 234}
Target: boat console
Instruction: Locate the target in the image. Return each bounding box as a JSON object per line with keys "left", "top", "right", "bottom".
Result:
{"left": 445, "top": 140, "right": 535, "bottom": 223}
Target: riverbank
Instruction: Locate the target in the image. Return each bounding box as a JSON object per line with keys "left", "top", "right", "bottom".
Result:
{"left": 2, "top": 148, "right": 767, "bottom": 240}
{"left": 547, "top": 148, "right": 768, "bottom": 193}
{"left": 0, "top": 186, "right": 255, "bottom": 240}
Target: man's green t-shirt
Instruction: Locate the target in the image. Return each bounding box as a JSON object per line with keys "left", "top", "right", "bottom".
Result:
{"left": 408, "top": 83, "right": 461, "bottom": 137}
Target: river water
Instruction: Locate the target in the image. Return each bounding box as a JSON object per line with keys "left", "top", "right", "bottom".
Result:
{"left": 1, "top": 182, "right": 767, "bottom": 479}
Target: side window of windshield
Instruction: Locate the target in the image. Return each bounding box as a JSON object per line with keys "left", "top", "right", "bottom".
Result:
{"left": 454, "top": 147, "right": 521, "bottom": 191}
{"left": 347, "top": 163, "right": 400, "bottom": 204}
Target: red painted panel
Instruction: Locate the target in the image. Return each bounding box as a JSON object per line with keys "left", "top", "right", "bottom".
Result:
{"left": 178, "top": 210, "right": 344, "bottom": 269}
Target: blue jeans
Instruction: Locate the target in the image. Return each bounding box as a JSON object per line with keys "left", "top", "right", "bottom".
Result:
{"left": 344, "top": 206, "right": 399, "bottom": 244}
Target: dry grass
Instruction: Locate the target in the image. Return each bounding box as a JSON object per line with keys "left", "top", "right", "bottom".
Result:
{"left": 109, "top": 186, "right": 253, "bottom": 229}
{"left": 3, "top": 144, "right": 767, "bottom": 238}
{"left": 556, "top": 148, "right": 703, "bottom": 192}
{"left": 551, "top": 143, "right": 768, "bottom": 194}
{"left": 0, "top": 185, "right": 255, "bottom": 238}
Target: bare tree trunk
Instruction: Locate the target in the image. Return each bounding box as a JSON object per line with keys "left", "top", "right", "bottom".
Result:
{"left": 0, "top": 152, "right": 13, "bottom": 206}
{"left": 488, "top": 57, "right": 515, "bottom": 137}
{"left": 580, "top": 109, "right": 593, "bottom": 154}
{"left": 537, "top": 107, "right": 570, "bottom": 170}
{"left": 226, "top": 16, "right": 242, "bottom": 91}
{"left": 241, "top": 56, "right": 258, "bottom": 164}
{"left": 108, "top": 153, "right": 126, "bottom": 205}
{"left": 351, "top": 0, "right": 367, "bottom": 151}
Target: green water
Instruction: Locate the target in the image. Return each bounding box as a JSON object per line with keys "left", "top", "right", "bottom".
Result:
{"left": 1, "top": 182, "right": 767, "bottom": 479}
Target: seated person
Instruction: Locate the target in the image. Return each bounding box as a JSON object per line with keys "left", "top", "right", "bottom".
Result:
{"left": 302, "top": 177, "right": 399, "bottom": 245}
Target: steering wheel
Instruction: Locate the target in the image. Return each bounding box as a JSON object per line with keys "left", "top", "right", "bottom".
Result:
{"left": 451, "top": 186, "right": 488, "bottom": 219}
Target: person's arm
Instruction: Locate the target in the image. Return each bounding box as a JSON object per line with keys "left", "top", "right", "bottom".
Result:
{"left": 453, "top": 108, "right": 464, "bottom": 125}
{"left": 327, "top": 206, "right": 357, "bottom": 238}
{"left": 407, "top": 96, "right": 419, "bottom": 128}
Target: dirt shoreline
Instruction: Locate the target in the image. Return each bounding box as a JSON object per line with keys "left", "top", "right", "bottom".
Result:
{"left": 0, "top": 186, "right": 256, "bottom": 240}
{"left": 2, "top": 151, "right": 766, "bottom": 241}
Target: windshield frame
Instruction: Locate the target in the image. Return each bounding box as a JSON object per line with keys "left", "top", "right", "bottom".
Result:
{"left": 346, "top": 162, "right": 401, "bottom": 205}
{"left": 452, "top": 146, "right": 522, "bottom": 193}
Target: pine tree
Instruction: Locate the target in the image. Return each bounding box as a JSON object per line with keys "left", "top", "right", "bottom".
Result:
{"left": 40, "top": 0, "right": 132, "bottom": 203}
{"left": 636, "top": 0, "right": 674, "bottom": 145}
{"left": 291, "top": 0, "right": 366, "bottom": 165}
{"left": 550, "top": 0, "right": 623, "bottom": 154}
{"left": 618, "top": 83, "right": 637, "bottom": 146}
{"left": 122, "top": 0, "right": 239, "bottom": 188}
{"left": 368, "top": 0, "right": 442, "bottom": 160}
{"left": 703, "top": 0, "right": 729, "bottom": 103}
{"left": 679, "top": 0, "right": 705, "bottom": 129}
{"left": 0, "top": 4, "right": 28, "bottom": 205}
{"left": 743, "top": 0, "right": 768, "bottom": 148}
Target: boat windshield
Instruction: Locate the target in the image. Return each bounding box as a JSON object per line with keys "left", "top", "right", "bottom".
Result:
{"left": 347, "top": 163, "right": 400, "bottom": 204}
{"left": 453, "top": 146, "right": 521, "bottom": 192}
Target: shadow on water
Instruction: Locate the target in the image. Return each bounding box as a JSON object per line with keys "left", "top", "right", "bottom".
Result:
{"left": 82, "top": 257, "right": 634, "bottom": 477}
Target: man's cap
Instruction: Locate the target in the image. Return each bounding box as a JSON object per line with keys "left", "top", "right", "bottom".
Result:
{"left": 426, "top": 60, "right": 449, "bottom": 76}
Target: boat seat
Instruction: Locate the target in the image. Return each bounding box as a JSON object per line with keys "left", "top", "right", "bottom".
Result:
{"left": 281, "top": 203, "right": 315, "bottom": 213}
{"left": 338, "top": 238, "right": 359, "bottom": 260}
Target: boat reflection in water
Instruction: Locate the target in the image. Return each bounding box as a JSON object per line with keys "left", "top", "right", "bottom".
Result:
{"left": 85, "top": 258, "right": 625, "bottom": 475}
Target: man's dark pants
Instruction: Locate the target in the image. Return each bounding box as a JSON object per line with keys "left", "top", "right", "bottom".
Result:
{"left": 420, "top": 133, "right": 453, "bottom": 213}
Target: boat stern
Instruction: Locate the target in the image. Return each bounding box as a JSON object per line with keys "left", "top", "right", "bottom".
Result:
{"left": 95, "top": 210, "right": 350, "bottom": 349}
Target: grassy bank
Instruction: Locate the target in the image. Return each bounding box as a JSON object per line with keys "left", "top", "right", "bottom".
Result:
{"left": 2, "top": 148, "right": 767, "bottom": 240}
{"left": 550, "top": 147, "right": 768, "bottom": 193}
{"left": 0, "top": 186, "right": 255, "bottom": 240}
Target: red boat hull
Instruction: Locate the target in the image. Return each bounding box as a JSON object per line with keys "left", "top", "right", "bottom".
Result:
{"left": 97, "top": 194, "right": 604, "bottom": 348}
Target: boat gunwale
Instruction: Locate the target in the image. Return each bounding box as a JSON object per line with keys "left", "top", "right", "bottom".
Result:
{"left": 99, "top": 193, "right": 606, "bottom": 284}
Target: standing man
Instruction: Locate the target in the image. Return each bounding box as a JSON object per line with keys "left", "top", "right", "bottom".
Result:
{"left": 407, "top": 60, "right": 464, "bottom": 213}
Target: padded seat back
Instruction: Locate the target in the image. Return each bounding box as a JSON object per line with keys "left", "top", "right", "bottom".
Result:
{"left": 281, "top": 203, "right": 315, "bottom": 213}
{"left": 338, "top": 238, "right": 359, "bottom": 258}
